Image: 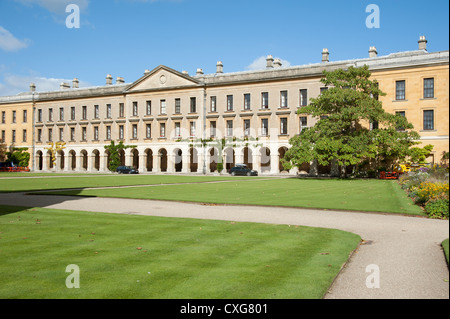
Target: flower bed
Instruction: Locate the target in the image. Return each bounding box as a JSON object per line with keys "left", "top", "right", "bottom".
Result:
{"left": 399, "top": 165, "right": 449, "bottom": 219}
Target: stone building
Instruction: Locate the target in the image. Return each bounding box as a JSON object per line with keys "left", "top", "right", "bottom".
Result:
{"left": 0, "top": 36, "right": 448, "bottom": 174}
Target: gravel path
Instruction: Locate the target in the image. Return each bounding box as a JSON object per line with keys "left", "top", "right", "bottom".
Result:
{"left": 1, "top": 192, "right": 448, "bottom": 299}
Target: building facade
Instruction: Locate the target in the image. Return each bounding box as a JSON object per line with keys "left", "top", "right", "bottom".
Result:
{"left": 0, "top": 36, "right": 448, "bottom": 174}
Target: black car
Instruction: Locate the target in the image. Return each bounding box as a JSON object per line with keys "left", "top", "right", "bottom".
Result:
{"left": 229, "top": 165, "right": 258, "bottom": 176}
{"left": 117, "top": 166, "right": 139, "bottom": 174}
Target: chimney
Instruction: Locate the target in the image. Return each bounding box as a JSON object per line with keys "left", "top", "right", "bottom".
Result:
{"left": 182, "top": 70, "right": 189, "bottom": 75}
{"left": 72, "top": 78, "right": 79, "bottom": 88}
{"left": 116, "top": 77, "right": 125, "bottom": 84}
{"left": 266, "top": 55, "right": 274, "bottom": 68}
{"left": 60, "top": 82, "right": 70, "bottom": 90}
{"left": 144, "top": 69, "right": 150, "bottom": 75}
{"left": 196, "top": 68, "right": 204, "bottom": 75}
{"left": 369, "top": 46, "right": 378, "bottom": 58}
{"left": 274, "top": 58, "right": 282, "bottom": 68}
{"left": 322, "top": 48, "right": 329, "bottom": 63}
{"left": 216, "top": 61, "right": 223, "bottom": 74}
{"left": 106, "top": 74, "right": 113, "bottom": 85}
{"left": 418, "top": 36, "right": 428, "bottom": 51}
{"left": 29, "top": 83, "right": 36, "bottom": 92}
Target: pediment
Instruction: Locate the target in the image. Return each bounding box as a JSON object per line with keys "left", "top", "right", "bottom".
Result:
{"left": 125, "top": 66, "right": 201, "bottom": 92}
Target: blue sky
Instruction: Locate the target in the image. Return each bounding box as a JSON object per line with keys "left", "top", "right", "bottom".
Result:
{"left": 0, "top": 0, "right": 448, "bottom": 96}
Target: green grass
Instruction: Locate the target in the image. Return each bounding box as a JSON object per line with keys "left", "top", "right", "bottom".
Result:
{"left": 0, "top": 174, "right": 261, "bottom": 193}
{"left": 47, "top": 178, "right": 424, "bottom": 215}
{"left": 442, "top": 239, "right": 449, "bottom": 265}
{"left": 0, "top": 205, "right": 360, "bottom": 299}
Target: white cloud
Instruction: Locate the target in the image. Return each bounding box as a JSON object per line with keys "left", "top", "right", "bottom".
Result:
{"left": 14, "top": 0, "right": 89, "bottom": 14}
{"left": 246, "top": 56, "right": 292, "bottom": 71}
{"left": 0, "top": 73, "right": 91, "bottom": 96}
{"left": 0, "top": 26, "right": 29, "bottom": 52}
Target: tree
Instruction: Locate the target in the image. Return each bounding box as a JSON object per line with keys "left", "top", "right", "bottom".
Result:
{"left": 6, "top": 147, "right": 31, "bottom": 167}
{"left": 0, "top": 143, "right": 6, "bottom": 162}
{"left": 104, "top": 141, "right": 136, "bottom": 172}
{"left": 283, "top": 65, "right": 420, "bottom": 177}
{"left": 409, "top": 144, "right": 434, "bottom": 164}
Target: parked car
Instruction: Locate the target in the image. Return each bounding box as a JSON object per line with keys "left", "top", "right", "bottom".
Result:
{"left": 229, "top": 164, "right": 258, "bottom": 176}
{"left": 117, "top": 166, "right": 139, "bottom": 174}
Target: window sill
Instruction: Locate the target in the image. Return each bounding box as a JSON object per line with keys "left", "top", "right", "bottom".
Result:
{"left": 392, "top": 99, "right": 408, "bottom": 102}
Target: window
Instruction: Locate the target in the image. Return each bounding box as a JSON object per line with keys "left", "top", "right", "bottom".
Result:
{"left": 1, "top": 111, "right": 5, "bottom": 124}
{"left": 23, "top": 110, "right": 27, "bottom": 123}
{"left": 48, "top": 108, "right": 53, "bottom": 122}
{"left": 174, "top": 122, "right": 181, "bottom": 138}
{"left": 37, "top": 109, "right": 42, "bottom": 122}
{"left": 106, "top": 126, "right": 111, "bottom": 140}
{"left": 280, "top": 91, "right": 288, "bottom": 108}
{"left": 146, "top": 101, "right": 152, "bottom": 115}
{"left": 132, "top": 124, "right": 138, "bottom": 139}
{"left": 244, "top": 94, "right": 251, "bottom": 110}
{"left": 59, "top": 128, "right": 64, "bottom": 141}
{"left": 190, "top": 122, "right": 196, "bottom": 137}
{"left": 59, "top": 108, "right": 64, "bottom": 121}
{"left": 22, "top": 129, "right": 27, "bottom": 142}
{"left": 320, "top": 87, "right": 328, "bottom": 94}
{"left": 146, "top": 124, "right": 152, "bottom": 139}
{"left": 370, "top": 120, "right": 379, "bottom": 130}
{"left": 119, "top": 103, "right": 124, "bottom": 118}
{"left": 210, "top": 96, "right": 217, "bottom": 112}
{"left": 71, "top": 107, "right": 76, "bottom": 121}
{"left": 12, "top": 130, "right": 16, "bottom": 143}
{"left": 190, "top": 97, "right": 197, "bottom": 113}
{"left": 396, "top": 80, "right": 406, "bottom": 100}
{"left": 244, "top": 119, "right": 250, "bottom": 136}
{"left": 107, "top": 104, "right": 112, "bottom": 118}
{"left": 227, "top": 95, "right": 233, "bottom": 111}
{"left": 226, "top": 120, "right": 233, "bottom": 136}
{"left": 395, "top": 111, "right": 406, "bottom": 131}
{"left": 82, "top": 106, "right": 87, "bottom": 120}
{"left": 48, "top": 128, "right": 53, "bottom": 142}
{"left": 280, "top": 118, "right": 288, "bottom": 135}
{"left": 119, "top": 125, "right": 124, "bottom": 140}
{"left": 175, "top": 99, "right": 181, "bottom": 114}
{"left": 1, "top": 130, "right": 5, "bottom": 143}
{"left": 12, "top": 111, "right": 16, "bottom": 123}
{"left": 94, "top": 105, "right": 99, "bottom": 119}
{"left": 300, "top": 89, "right": 308, "bottom": 107}
{"left": 37, "top": 129, "right": 42, "bottom": 142}
{"left": 423, "top": 78, "right": 434, "bottom": 99}
{"left": 261, "top": 92, "right": 269, "bottom": 109}
{"left": 70, "top": 128, "right": 75, "bottom": 141}
{"left": 94, "top": 126, "right": 99, "bottom": 140}
{"left": 160, "top": 100, "right": 166, "bottom": 115}
{"left": 82, "top": 127, "right": 87, "bottom": 141}
{"left": 261, "top": 118, "right": 269, "bottom": 136}
{"left": 300, "top": 116, "right": 308, "bottom": 132}
{"left": 423, "top": 110, "right": 434, "bottom": 130}
{"left": 133, "top": 102, "right": 138, "bottom": 116}
{"left": 210, "top": 121, "right": 216, "bottom": 137}
{"left": 160, "top": 123, "right": 166, "bottom": 138}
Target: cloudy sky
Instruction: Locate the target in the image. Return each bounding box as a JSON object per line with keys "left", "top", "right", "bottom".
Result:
{"left": 0, "top": 0, "right": 448, "bottom": 96}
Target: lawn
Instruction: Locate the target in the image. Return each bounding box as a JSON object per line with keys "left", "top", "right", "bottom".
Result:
{"left": 0, "top": 174, "right": 261, "bottom": 193}
{"left": 0, "top": 205, "right": 361, "bottom": 299}
{"left": 46, "top": 178, "right": 424, "bottom": 215}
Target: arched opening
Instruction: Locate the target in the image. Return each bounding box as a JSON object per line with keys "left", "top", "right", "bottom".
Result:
{"left": 224, "top": 148, "right": 235, "bottom": 172}
{"left": 80, "top": 150, "right": 88, "bottom": 171}
{"left": 174, "top": 148, "right": 182, "bottom": 172}
{"left": 47, "top": 150, "right": 54, "bottom": 170}
{"left": 260, "top": 147, "right": 271, "bottom": 173}
{"left": 131, "top": 149, "right": 139, "bottom": 169}
{"left": 159, "top": 149, "right": 168, "bottom": 172}
{"left": 58, "top": 150, "right": 65, "bottom": 171}
{"left": 209, "top": 148, "right": 218, "bottom": 173}
{"left": 145, "top": 149, "right": 153, "bottom": 172}
{"left": 243, "top": 147, "right": 253, "bottom": 170}
{"left": 36, "top": 151, "right": 43, "bottom": 171}
{"left": 69, "top": 150, "right": 76, "bottom": 171}
{"left": 104, "top": 150, "right": 110, "bottom": 172}
{"left": 119, "top": 149, "right": 125, "bottom": 166}
{"left": 278, "top": 147, "right": 289, "bottom": 173}
{"left": 189, "top": 148, "right": 198, "bottom": 172}
{"left": 93, "top": 150, "right": 100, "bottom": 171}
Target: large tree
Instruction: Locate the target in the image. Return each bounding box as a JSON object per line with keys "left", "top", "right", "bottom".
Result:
{"left": 283, "top": 65, "right": 420, "bottom": 176}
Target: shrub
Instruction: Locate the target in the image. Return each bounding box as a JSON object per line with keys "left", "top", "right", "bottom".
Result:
{"left": 425, "top": 196, "right": 449, "bottom": 219}
{"left": 413, "top": 182, "right": 449, "bottom": 204}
